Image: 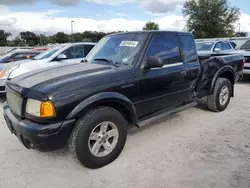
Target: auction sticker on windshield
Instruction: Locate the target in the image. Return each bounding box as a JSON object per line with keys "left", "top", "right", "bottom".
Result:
{"left": 120, "top": 41, "right": 139, "bottom": 47}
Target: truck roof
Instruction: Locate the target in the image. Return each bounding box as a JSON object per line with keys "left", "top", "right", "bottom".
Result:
{"left": 108, "top": 30, "right": 192, "bottom": 36}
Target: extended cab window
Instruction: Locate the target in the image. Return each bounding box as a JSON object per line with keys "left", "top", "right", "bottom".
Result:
{"left": 147, "top": 35, "right": 182, "bottom": 65}
{"left": 180, "top": 35, "right": 197, "bottom": 63}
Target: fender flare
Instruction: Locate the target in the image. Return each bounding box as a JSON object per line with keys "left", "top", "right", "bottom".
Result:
{"left": 66, "top": 92, "right": 138, "bottom": 123}
{"left": 210, "top": 65, "right": 235, "bottom": 93}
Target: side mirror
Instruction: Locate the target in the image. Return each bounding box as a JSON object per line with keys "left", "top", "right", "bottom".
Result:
{"left": 144, "top": 57, "right": 163, "bottom": 69}
{"left": 56, "top": 54, "right": 67, "bottom": 61}
{"left": 214, "top": 48, "right": 221, "bottom": 52}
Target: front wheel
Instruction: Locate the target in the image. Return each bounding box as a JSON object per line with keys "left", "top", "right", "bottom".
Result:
{"left": 69, "top": 106, "right": 127, "bottom": 169}
{"left": 207, "top": 78, "right": 232, "bottom": 112}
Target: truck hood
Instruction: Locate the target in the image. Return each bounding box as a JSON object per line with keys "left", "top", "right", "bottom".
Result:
{"left": 9, "top": 63, "right": 126, "bottom": 97}
{"left": 8, "top": 58, "right": 49, "bottom": 79}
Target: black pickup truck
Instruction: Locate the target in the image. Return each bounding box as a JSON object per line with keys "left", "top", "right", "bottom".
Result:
{"left": 3, "top": 31, "right": 244, "bottom": 169}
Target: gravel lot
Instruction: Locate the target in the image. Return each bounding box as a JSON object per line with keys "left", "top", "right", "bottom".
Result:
{"left": 0, "top": 81, "right": 250, "bottom": 188}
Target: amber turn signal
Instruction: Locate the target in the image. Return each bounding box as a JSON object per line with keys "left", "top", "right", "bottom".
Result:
{"left": 40, "top": 101, "right": 56, "bottom": 118}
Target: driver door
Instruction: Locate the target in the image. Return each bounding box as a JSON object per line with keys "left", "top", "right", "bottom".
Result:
{"left": 135, "top": 34, "right": 189, "bottom": 118}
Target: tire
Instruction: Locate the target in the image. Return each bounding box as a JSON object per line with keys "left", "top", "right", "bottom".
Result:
{"left": 207, "top": 78, "right": 232, "bottom": 112}
{"left": 69, "top": 106, "right": 127, "bottom": 169}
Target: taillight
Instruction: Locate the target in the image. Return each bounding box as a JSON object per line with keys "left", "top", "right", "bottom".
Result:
{"left": 242, "top": 59, "right": 245, "bottom": 70}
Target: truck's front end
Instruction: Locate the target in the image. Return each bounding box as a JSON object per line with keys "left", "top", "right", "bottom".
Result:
{"left": 3, "top": 82, "right": 75, "bottom": 151}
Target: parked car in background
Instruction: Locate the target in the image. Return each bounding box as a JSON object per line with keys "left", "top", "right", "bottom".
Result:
{"left": 0, "top": 42, "right": 96, "bottom": 93}
{"left": 196, "top": 40, "right": 236, "bottom": 56}
{"left": 0, "top": 50, "right": 41, "bottom": 64}
{"left": 5, "top": 47, "right": 33, "bottom": 54}
{"left": 31, "top": 47, "right": 49, "bottom": 51}
{"left": 3, "top": 31, "right": 244, "bottom": 169}
{"left": 234, "top": 40, "right": 250, "bottom": 76}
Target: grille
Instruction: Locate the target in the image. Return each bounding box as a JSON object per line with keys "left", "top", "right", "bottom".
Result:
{"left": 6, "top": 89, "right": 23, "bottom": 116}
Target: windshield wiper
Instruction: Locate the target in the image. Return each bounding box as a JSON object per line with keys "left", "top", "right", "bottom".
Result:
{"left": 94, "top": 58, "right": 119, "bottom": 67}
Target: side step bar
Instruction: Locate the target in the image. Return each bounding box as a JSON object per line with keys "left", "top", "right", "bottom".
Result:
{"left": 137, "top": 102, "right": 198, "bottom": 127}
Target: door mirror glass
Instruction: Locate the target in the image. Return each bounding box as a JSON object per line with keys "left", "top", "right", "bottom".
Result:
{"left": 214, "top": 48, "right": 221, "bottom": 52}
{"left": 56, "top": 54, "right": 67, "bottom": 61}
{"left": 144, "top": 57, "right": 163, "bottom": 69}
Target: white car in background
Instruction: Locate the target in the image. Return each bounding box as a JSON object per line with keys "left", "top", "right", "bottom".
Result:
{"left": 234, "top": 40, "right": 250, "bottom": 76}
{"left": 0, "top": 42, "right": 96, "bottom": 93}
{"left": 196, "top": 40, "right": 236, "bottom": 55}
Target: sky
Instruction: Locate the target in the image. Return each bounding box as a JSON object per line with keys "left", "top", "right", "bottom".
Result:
{"left": 0, "top": 0, "right": 249, "bottom": 36}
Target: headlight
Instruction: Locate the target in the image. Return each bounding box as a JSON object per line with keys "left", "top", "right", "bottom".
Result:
{"left": 0, "top": 66, "right": 19, "bottom": 80}
{"left": 0, "top": 69, "right": 7, "bottom": 79}
{"left": 26, "top": 99, "right": 56, "bottom": 118}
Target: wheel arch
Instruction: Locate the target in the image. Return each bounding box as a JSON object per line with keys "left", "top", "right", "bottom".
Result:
{"left": 67, "top": 92, "right": 138, "bottom": 125}
{"left": 210, "top": 65, "right": 235, "bottom": 95}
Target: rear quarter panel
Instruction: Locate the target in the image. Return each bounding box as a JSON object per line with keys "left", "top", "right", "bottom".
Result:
{"left": 197, "top": 54, "right": 244, "bottom": 97}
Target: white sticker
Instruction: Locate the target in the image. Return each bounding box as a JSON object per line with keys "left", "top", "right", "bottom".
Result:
{"left": 120, "top": 41, "right": 139, "bottom": 47}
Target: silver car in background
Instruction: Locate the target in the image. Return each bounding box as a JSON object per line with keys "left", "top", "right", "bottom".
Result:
{"left": 234, "top": 40, "right": 250, "bottom": 76}
{"left": 196, "top": 40, "right": 236, "bottom": 55}
{"left": 0, "top": 42, "right": 96, "bottom": 93}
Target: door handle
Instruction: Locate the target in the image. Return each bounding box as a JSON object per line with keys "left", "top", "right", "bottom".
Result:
{"left": 180, "top": 71, "right": 187, "bottom": 76}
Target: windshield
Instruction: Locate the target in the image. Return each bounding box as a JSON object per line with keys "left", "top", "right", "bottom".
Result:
{"left": 196, "top": 42, "right": 214, "bottom": 51}
{"left": 240, "top": 40, "right": 250, "bottom": 50}
{"left": 86, "top": 33, "right": 147, "bottom": 66}
{"left": 33, "top": 47, "right": 61, "bottom": 60}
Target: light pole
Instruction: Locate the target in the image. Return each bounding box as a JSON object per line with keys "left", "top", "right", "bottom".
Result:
{"left": 71, "top": 20, "right": 74, "bottom": 42}
{"left": 238, "top": 23, "right": 241, "bottom": 33}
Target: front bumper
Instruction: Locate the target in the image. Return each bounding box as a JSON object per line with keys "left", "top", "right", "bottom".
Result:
{"left": 0, "top": 79, "right": 6, "bottom": 93}
{"left": 3, "top": 102, "right": 75, "bottom": 151}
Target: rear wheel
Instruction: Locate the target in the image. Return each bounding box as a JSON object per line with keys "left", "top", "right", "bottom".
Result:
{"left": 69, "top": 106, "right": 127, "bottom": 169}
{"left": 207, "top": 78, "right": 232, "bottom": 112}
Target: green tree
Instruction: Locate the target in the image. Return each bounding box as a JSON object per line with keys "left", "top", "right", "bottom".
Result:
{"left": 182, "top": 0, "right": 241, "bottom": 38}
{"left": 143, "top": 22, "right": 159, "bottom": 30}
{"left": 38, "top": 34, "right": 49, "bottom": 45}
{"left": 235, "top": 32, "right": 248, "bottom": 37}
{"left": 53, "top": 32, "right": 69, "bottom": 43}
{"left": 0, "top": 30, "right": 12, "bottom": 46}
{"left": 12, "top": 36, "right": 25, "bottom": 46}
{"left": 20, "top": 31, "right": 39, "bottom": 46}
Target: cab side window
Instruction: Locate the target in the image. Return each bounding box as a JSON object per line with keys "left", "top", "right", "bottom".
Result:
{"left": 147, "top": 35, "right": 182, "bottom": 65}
